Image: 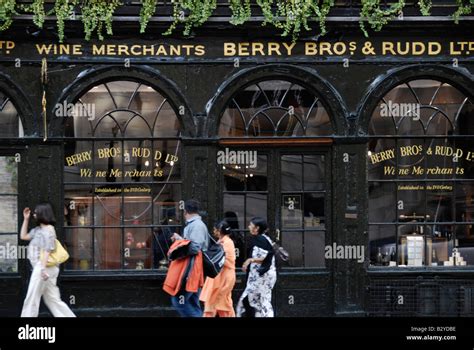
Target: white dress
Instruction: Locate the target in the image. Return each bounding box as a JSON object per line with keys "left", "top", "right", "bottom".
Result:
{"left": 236, "top": 235, "right": 277, "bottom": 317}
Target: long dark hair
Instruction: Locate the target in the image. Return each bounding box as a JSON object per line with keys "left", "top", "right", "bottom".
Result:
{"left": 34, "top": 203, "right": 56, "bottom": 225}
{"left": 250, "top": 217, "right": 267, "bottom": 235}
{"left": 214, "top": 220, "right": 231, "bottom": 236}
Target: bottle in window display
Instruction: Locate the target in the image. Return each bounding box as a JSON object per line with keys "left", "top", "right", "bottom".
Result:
{"left": 390, "top": 247, "right": 396, "bottom": 263}
{"left": 432, "top": 249, "right": 437, "bottom": 266}
{"left": 376, "top": 247, "right": 383, "bottom": 265}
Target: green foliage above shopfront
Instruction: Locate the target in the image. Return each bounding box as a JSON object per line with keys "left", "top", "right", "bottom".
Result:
{"left": 0, "top": 0, "right": 472, "bottom": 42}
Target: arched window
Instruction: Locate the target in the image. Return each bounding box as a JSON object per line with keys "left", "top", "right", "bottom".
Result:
{"left": 368, "top": 79, "right": 474, "bottom": 268}
{"left": 219, "top": 80, "right": 333, "bottom": 137}
{"left": 63, "top": 80, "right": 182, "bottom": 271}
{"left": 0, "top": 91, "right": 22, "bottom": 273}
{"left": 0, "top": 91, "right": 23, "bottom": 137}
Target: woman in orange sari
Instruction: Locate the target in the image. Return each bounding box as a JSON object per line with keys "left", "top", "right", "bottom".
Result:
{"left": 200, "top": 220, "right": 236, "bottom": 317}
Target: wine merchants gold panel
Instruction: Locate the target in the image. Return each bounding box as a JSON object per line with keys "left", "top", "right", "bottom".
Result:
{"left": 369, "top": 144, "right": 474, "bottom": 179}
{"left": 0, "top": 38, "right": 472, "bottom": 59}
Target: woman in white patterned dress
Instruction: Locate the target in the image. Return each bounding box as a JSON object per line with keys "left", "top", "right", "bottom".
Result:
{"left": 236, "top": 217, "right": 276, "bottom": 317}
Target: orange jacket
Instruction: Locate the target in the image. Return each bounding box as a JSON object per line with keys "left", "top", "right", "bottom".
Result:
{"left": 163, "top": 240, "right": 204, "bottom": 296}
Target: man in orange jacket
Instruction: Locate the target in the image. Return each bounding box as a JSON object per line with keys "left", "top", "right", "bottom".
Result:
{"left": 168, "top": 199, "right": 209, "bottom": 317}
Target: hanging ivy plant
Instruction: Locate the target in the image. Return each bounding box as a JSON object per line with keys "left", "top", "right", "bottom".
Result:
{"left": 139, "top": 0, "right": 157, "bottom": 33}
{"left": 229, "top": 0, "right": 251, "bottom": 25}
{"left": 418, "top": 0, "right": 432, "bottom": 16}
{"left": 452, "top": 0, "right": 472, "bottom": 22}
{"left": 165, "top": 0, "right": 217, "bottom": 36}
{"left": 274, "top": 0, "right": 335, "bottom": 41}
{"left": 55, "top": 0, "right": 78, "bottom": 42}
{"left": 0, "top": 0, "right": 471, "bottom": 41}
{"left": 81, "top": 0, "right": 121, "bottom": 40}
{"left": 359, "top": 0, "right": 405, "bottom": 37}
{"left": 0, "top": 0, "right": 16, "bottom": 31}
{"left": 18, "top": 0, "right": 46, "bottom": 28}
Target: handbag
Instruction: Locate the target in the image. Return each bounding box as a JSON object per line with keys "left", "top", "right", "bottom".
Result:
{"left": 202, "top": 234, "right": 226, "bottom": 278}
{"left": 272, "top": 242, "right": 290, "bottom": 263}
{"left": 40, "top": 239, "right": 70, "bottom": 267}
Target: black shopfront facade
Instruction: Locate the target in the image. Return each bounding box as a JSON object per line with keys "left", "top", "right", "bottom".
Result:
{"left": 0, "top": 13, "right": 473, "bottom": 317}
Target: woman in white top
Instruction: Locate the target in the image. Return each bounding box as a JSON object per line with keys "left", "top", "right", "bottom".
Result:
{"left": 20, "top": 203, "right": 75, "bottom": 317}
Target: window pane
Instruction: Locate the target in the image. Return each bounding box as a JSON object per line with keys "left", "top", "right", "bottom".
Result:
{"left": 281, "top": 155, "right": 302, "bottom": 191}
{"left": 426, "top": 182, "right": 453, "bottom": 222}
{"left": 397, "top": 182, "right": 425, "bottom": 220}
{"left": 429, "top": 224, "right": 454, "bottom": 266}
{"left": 124, "top": 228, "right": 153, "bottom": 270}
{"left": 0, "top": 234, "right": 18, "bottom": 272}
{"left": 123, "top": 193, "right": 152, "bottom": 225}
{"left": 94, "top": 228, "right": 121, "bottom": 270}
{"left": 64, "top": 185, "right": 93, "bottom": 226}
{"left": 456, "top": 101, "right": 474, "bottom": 136}
{"left": 223, "top": 164, "right": 245, "bottom": 191}
{"left": 282, "top": 194, "right": 303, "bottom": 229}
{"left": 369, "top": 225, "right": 396, "bottom": 266}
{"left": 281, "top": 231, "right": 303, "bottom": 267}
{"left": 246, "top": 154, "right": 267, "bottom": 191}
{"left": 369, "top": 182, "right": 395, "bottom": 223}
{"left": 456, "top": 182, "right": 474, "bottom": 222}
{"left": 304, "top": 231, "right": 325, "bottom": 267}
{"left": 0, "top": 156, "right": 17, "bottom": 193}
{"left": 64, "top": 228, "right": 92, "bottom": 271}
{"left": 0, "top": 93, "right": 22, "bottom": 138}
{"left": 455, "top": 224, "right": 474, "bottom": 266}
{"left": 455, "top": 138, "right": 474, "bottom": 179}
{"left": 94, "top": 192, "right": 122, "bottom": 226}
{"left": 153, "top": 184, "right": 182, "bottom": 226}
{"left": 246, "top": 193, "right": 267, "bottom": 222}
{"left": 304, "top": 193, "right": 325, "bottom": 229}
{"left": 223, "top": 194, "right": 245, "bottom": 231}
{"left": 0, "top": 195, "right": 17, "bottom": 233}
{"left": 304, "top": 155, "right": 325, "bottom": 191}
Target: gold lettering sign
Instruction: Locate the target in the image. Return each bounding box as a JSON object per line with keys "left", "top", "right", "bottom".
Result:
{"left": 65, "top": 147, "right": 178, "bottom": 179}
{"left": 1, "top": 40, "right": 472, "bottom": 57}
{"left": 371, "top": 144, "right": 473, "bottom": 181}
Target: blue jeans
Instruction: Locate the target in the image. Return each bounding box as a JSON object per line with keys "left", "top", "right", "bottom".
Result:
{"left": 171, "top": 290, "right": 202, "bottom": 317}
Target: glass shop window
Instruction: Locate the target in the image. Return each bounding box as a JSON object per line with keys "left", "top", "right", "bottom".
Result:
{"left": 0, "top": 91, "right": 22, "bottom": 273}
{"left": 368, "top": 79, "right": 474, "bottom": 268}
{"left": 63, "top": 81, "right": 182, "bottom": 271}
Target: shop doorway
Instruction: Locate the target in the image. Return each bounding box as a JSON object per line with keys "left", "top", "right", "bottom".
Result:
{"left": 219, "top": 146, "right": 331, "bottom": 270}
